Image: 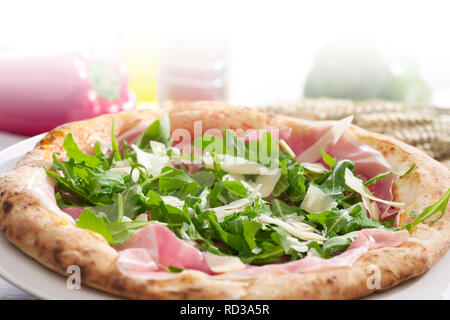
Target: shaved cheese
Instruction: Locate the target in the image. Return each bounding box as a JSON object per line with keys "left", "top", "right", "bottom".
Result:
{"left": 282, "top": 213, "right": 305, "bottom": 223}
{"left": 135, "top": 213, "right": 149, "bottom": 221}
{"left": 307, "top": 247, "right": 321, "bottom": 257}
{"left": 122, "top": 216, "right": 132, "bottom": 222}
{"left": 254, "top": 169, "right": 282, "bottom": 197}
{"left": 161, "top": 196, "right": 185, "bottom": 210}
{"left": 109, "top": 159, "right": 141, "bottom": 181}
{"left": 113, "top": 159, "right": 132, "bottom": 168}
{"left": 344, "top": 168, "right": 404, "bottom": 208}
{"left": 258, "top": 214, "right": 326, "bottom": 242}
{"left": 285, "top": 235, "right": 310, "bottom": 253}
{"left": 109, "top": 166, "right": 140, "bottom": 182}
{"left": 168, "top": 147, "right": 181, "bottom": 156}
{"left": 204, "top": 153, "right": 282, "bottom": 197}
{"left": 300, "top": 185, "right": 338, "bottom": 214}
{"left": 301, "top": 162, "right": 328, "bottom": 174}
{"left": 362, "top": 196, "right": 380, "bottom": 221}
{"left": 222, "top": 170, "right": 281, "bottom": 198}
{"left": 210, "top": 198, "right": 252, "bottom": 222}
{"left": 298, "top": 116, "right": 353, "bottom": 163}
{"left": 203, "top": 252, "right": 246, "bottom": 273}
{"left": 109, "top": 166, "right": 131, "bottom": 175}
{"left": 339, "top": 230, "right": 361, "bottom": 240}
{"left": 132, "top": 144, "right": 172, "bottom": 177}
{"left": 203, "top": 154, "right": 279, "bottom": 175}
{"left": 150, "top": 141, "right": 167, "bottom": 157}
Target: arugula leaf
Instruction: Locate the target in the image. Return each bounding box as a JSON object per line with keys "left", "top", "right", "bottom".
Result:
{"left": 399, "top": 163, "right": 416, "bottom": 178}
{"left": 165, "top": 265, "right": 184, "bottom": 273}
{"left": 136, "top": 113, "right": 171, "bottom": 148}
{"left": 76, "top": 208, "right": 152, "bottom": 245}
{"left": 94, "top": 141, "right": 111, "bottom": 170}
{"left": 143, "top": 191, "right": 191, "bottom": 227}
{"left": 397, "top": 188, "right": 450, "bottom": 231}
{"left": 181, "top": 222, "right": 225, "bottom": 255}
{"left": 279, "top": 139, "right": 297, "bottom": 161}
{"left": 76, "top": 209, "right": 114, "bottom": 243}
{"left": 270, "top": 199, "right": 303, "bottom": 217}
{"left": 107, "top": 220, "right": 153, "bottom": 244}
{"left": 319, "top": 160, "right": 354, "bottom": 200}
{"left": 158, "top": 167, "right": 199, "bottom": 197}
{"left": 195, "top": 211, "right": 247, "bottom": 253}
{"left": 208, "top": 182, "right": 226, "bottom": 207}
{"left": 286, "top": 165, "right": 307, "bottom": 202}
{"left": 307, "top": 241, "right": 323, "bottom": 256}
{"left": 86, "top": 169, "right": 124, "bottom": 194}
{"left": 47, "top": 156, "right": 103, "bottom": 206}
{"left": 348, "top": 204, "right": 383, "bottom": 229}
{"left": 321, "top": 237, "right": 351, "bottom": 258}
{"left": 320, "top": 147, "right": 336, "bottom": 168}
{"left": 55, "top": 192, "right": 81, "bottom": 209}
{"left": 364, "top": 163, "right": 417, "bottom": 187}
{"left": 222, "top": 180, "right": 248, "bottom": 198}
{"left": 191, "top": 170, "right": 216, "bottom": 188}
{"left": 90, "top": 184, "right": 143, "bottom": 221}
{"left": 222, "top": 218, "right": 261, "bottom": 253}
{"left": 111, "top": 118, "right": 121, "bottom": 161}
{"left": 307, "top": 208, "right": 355, "bottom": 237}
{"left": 307, "top": 203, "right": 387, "bottom": 238}
{"left": 63, "top": 134, "right": 100, "bottom": 168}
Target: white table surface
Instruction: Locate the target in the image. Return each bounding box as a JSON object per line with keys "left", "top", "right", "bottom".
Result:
{"left": 0, "top": 131, "right": 36, "bottom": 299}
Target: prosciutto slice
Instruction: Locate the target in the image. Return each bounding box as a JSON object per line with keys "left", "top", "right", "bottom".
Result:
{"left": 297, "top": 116, "right": 353, "bottom": 163}
{"left": 62, "top": 206, "right": 83, "bottom": 220}
{"left": 117, "top": 248, "right": 182, "bottom": 280}
{"left": 116, "top": 224, "right": 212, "bottom": 274}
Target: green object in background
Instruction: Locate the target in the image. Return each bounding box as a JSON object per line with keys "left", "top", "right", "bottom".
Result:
{"left": 304, "top": 40, "right": 431, "bottom": 103}
{"left": 382, "top": 57, "right": 431, "bottom": 104}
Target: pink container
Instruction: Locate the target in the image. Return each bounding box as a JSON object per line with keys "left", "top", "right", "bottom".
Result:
{"left": 0, "top": 50, "right": 136, "bottom": 136}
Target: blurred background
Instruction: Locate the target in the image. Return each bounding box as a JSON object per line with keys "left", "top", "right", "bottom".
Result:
{"left": 0, "top": 0, "right": 449, "bottom": 162}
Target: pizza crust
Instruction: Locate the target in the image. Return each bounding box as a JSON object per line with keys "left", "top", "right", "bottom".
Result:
{"left": 0, "top": 102, "right": 449, "bottom": 299}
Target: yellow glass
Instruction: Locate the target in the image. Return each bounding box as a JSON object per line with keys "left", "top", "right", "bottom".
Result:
{"left": 115, "top": 30, "right": 159, "bottom": 108}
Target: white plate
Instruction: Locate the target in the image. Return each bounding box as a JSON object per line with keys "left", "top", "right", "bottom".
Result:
{"left": 0, "top": 134, "right": 448, "bottom": 300}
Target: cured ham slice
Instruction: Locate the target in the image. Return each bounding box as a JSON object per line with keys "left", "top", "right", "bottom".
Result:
{"left": 62, "top": 206, "right": 83, "bottom": 220}
{"left": 297, "top": 116, "right": 353, "bottom": 163}
{"left": 116, "top": 224, "right": 212, "bottom": 274}
{"left": 116, "top": 248, "right": 182, "bottom": 280}
{"left": 347, "top": 228, "right": 409, "bottom": 250}
{"left": 116, "top": 123, "right": 150, "bottom": 148}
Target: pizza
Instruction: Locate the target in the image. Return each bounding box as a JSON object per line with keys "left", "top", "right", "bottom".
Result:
{"left": 0, "top": 101, "right": 449, "bottom": 299}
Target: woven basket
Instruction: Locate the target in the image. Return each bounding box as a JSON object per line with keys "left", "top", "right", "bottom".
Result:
{"left": 259, "top": 99, "right": 450, "bottom": 169}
